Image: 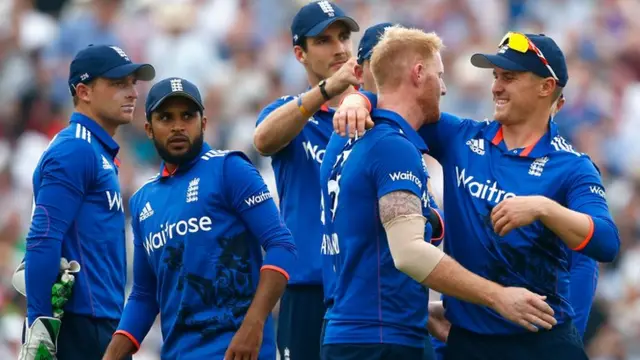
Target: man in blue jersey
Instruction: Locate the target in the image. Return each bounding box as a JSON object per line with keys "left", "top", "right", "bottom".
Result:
{"left": 335, "top": 31, "right": 619, "bottom": 359}
{"left": 253, "top": 2, "right": 360, "bottom": 359}
{"left": 16, "top": 44, "right": 155, "bottom": 360}
{"left": 319, "top": 25, "right": 446, "bottom": 356}
{"left": 322, "top": 26, "right": 557, "bottom": 360}
{"left": 20, "top": 46, "right": 155, "bottom": 359}
{"left": 102, "top": 78, "right": 297, "bottom": 360}
{"left": 425, "top": 95, "right": 601, "bottom": 359}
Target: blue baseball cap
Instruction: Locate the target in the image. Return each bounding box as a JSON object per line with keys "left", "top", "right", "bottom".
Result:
{"left": 68, "top": 45, "right": 155, "bottom": 96}
{"left": 470, "top": 34, "right": 568, "bottom": 87}
{"left": 357, "top": 22, "right": 394, "bottom": 65}
{"left": 291, "top": 1, "right": 359, "bottom": 46}
{"left": 145, "top": 78, "right": 204, "bottom": 118}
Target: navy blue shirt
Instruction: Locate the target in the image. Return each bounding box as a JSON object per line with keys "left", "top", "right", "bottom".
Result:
{"left": 117, "top": 144, "right": 296, "bottom": 359}
{"left": 25, "top": 113, "right": 126, "bottom": 324}
{"left": 256, "top": 96, "right": 336, "bottom": 285}
{"left": 323, "top": 109, "right": 435, "bottom": 348}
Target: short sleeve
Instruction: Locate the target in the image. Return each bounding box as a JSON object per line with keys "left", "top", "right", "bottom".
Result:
{"left": 223, "top": 152, "right": 274, "bottom": 213}
{"left": 255, "top": 96, "right": 295, "bottom": 127}
{"left": 369, "top": 134, "right": 426, "bottom": 200}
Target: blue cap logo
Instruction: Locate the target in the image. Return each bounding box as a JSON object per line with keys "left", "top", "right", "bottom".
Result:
{"left": 145, "top": 77, "right": 204, "bottom": 119}
{"left": 68, "top": 44, "right": 155, "bottom": 96}
{"left": 290, "top": 1, "right": 359, "bottom": 46}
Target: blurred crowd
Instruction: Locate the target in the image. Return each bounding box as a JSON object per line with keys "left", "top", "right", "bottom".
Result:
{"left": 0, "top": 0, "right": 639, "bottom": 358}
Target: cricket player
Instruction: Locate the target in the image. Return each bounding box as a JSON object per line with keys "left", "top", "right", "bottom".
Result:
{"left": 18, "top": 44, "right": 155, "bottom": 360}
{"left": 319, "top": 25, "right": 446, "bottom": 356}
{"left": 322, "top": 27, "right": 557, "bottom": 360}
{"left": 427, "top": 94, "right": 601, "bottom": 359}
{"left": 102, "top": 78, "right": 297, "bottom": 360}
{"left": 335, "top": 32, "right": 620, "bottom": 359}
{"left": 253, "top": 2, "right": 360, "bottom": 359}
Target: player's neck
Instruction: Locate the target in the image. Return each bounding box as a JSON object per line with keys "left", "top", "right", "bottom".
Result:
{"left": 501, "top": 112, "right": 550, "bottom": 150}
{"left": 164, "top": 162, "right": 178, "bottom": 174}
{"left": 377, "top": 93, "right": 423, "bottom": 131}
{"left": 75, "top": 107, "right": 118, "bottom": 137}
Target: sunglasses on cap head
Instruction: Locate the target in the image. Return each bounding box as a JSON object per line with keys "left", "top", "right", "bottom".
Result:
{"left": 499, "top": 32, "right": 559, "bottom": 82}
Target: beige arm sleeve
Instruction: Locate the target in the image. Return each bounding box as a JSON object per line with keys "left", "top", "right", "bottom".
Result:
{"left": 383, "top": 214, "right": 446, "bottom": 283}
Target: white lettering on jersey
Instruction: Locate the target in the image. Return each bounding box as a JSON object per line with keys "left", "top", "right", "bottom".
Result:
{"left": 550, "top": 135, "right": 581, "bottom": 156}
{"left": 302, "top": 141, "right": 325, "bottom": 163}
{"left": 144, "top": 216, "right": 213, "bottom": 255}
{"left": 321, "top": 233, "right": 340, "bottom": 255}
{"left": 244, "top": 191, "right": 273, "bottom": 207}
{"left": 590, "top": 186, "right": 606, "bottom": 198}
{"left": 106, "top": 191, "right": 123, "bottom": 212}
{"left": 389, "top": 171, "right": 423, "bottom": 189}
{"left": 466, "top": 139, "right": 485, "bottom": 155}
{"left": 455, "top": 166, "right": 516, "bottom": 204}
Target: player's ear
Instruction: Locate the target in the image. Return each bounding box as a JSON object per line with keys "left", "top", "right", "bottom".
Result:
{"left": 294, "top": 45, "right": 307, "bottom": 65}
{"left": 539, "top": 77, "right": 555, "bottom": 98}
{"left": 355, "top": 63, "right": 363, "bottom": 81}
{"left": 201, "top": 115, "right": 207, "bottom": 132}
{"left": 144, "top": 121, "right": 153, "bottom": 139}
{"left": 75, "top": 83, "right": 92, "bottom": 103}
{"left": 411, "top": 63, "right": 423, "bottom": 87}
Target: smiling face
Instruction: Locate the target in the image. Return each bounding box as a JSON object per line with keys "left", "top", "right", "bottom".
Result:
{"left": 145, "top": 96, "right": 206, "bottom": 166}
{"left": 491, "top": 68, "right": 550, "bottom": 125}
{"left": 294, "top": 21, "right": 353, "bottom": 82}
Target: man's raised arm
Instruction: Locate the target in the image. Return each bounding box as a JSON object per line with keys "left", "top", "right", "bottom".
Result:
{"left": 254, "top": 59, "right": 359, "bottom": 156}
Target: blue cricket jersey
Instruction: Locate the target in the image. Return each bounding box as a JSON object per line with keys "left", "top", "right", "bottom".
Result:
{"left": 256, "top": 96, "right": 336, "bottom": 286}
{"left": 319, "top": 91, "right": 377, "bottom": 306}
{"left": 430, "top": 252, "right": 598, "bottom": 356}
{"left": 25, "top": 112, "right": 126, "bottom": 324}
{"left": 569, "top": 251, "right": 598, "bottom": 337}
{"left": 116, "top": 143, "right": 296, "bottom": 359}
{"left": 419, "top": 113, "right": 619, "bottom": 335}
{"left": 323, "top": 109, "right": 435, "bottom": 348}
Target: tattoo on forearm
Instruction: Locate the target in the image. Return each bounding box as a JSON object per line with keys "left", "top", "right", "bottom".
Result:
{"left": 379, "top": 191, "right": 422, "bottom": 224}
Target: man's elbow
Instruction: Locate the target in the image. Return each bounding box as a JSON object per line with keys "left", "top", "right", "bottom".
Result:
{"left": 578, "top": 218, "right": 620, "bottom": 263}
{"left": 253, "top": 126, "right": 274, "bottom": 156}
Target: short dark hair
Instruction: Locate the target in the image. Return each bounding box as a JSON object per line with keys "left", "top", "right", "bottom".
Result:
{"left": 72, "top": 79, "right": 96, "bottom": 107}
{"left": 297, "top": 37, "right": 308, "bottom": 52}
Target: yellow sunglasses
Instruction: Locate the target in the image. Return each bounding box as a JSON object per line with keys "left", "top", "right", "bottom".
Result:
{"left": 499, "top": 32, "right": 559, "bottom": 81}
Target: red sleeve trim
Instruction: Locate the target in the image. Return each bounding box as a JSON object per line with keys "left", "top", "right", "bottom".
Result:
{"left": 113, "top": 330, "right": 140, "bottom": 354}
{"left": 261, "top": 265, "right": 290, "bottom": 280}
{"left": 572, "top": 216, "right": 594, "bottom": 251}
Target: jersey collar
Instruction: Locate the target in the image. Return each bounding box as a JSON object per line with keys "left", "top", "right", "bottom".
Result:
{"left": 69, "top": 112, "right": 120, "bottom": 156}
{"left": 482, "top": 118, "right": 559, "bottom": 158}
{"left": 371, "top": 109, "right": 429, "bottom": 152}
{"left": 159, "top": 142, "right": 211, "bottom": 178}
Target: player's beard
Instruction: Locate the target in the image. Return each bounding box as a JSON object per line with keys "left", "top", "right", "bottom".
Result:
{"left": 154, "top": 129, "right": 204, "bottom": 166}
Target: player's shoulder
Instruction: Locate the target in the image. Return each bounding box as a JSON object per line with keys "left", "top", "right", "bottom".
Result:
{"left": 199, "top": 148, "right": 252, "bottom": 168}
{"left": 130, "top": 173, "right": 161, "bottom": 203}
{"left": 366, "top": 123, "right": 418, "bottom": 149}
{"left": 546, "top": 134, "right": 598, "bottom": 170}
{"left": 258, "top": 95, "right": 296, "bottom": 118}
{"left": 42, "top": 125, "right": 97, "bottom": 161}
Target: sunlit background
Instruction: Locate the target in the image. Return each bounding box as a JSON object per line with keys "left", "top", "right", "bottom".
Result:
{"left": 0, "top": 0, "right": 639, "bottom": 358}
